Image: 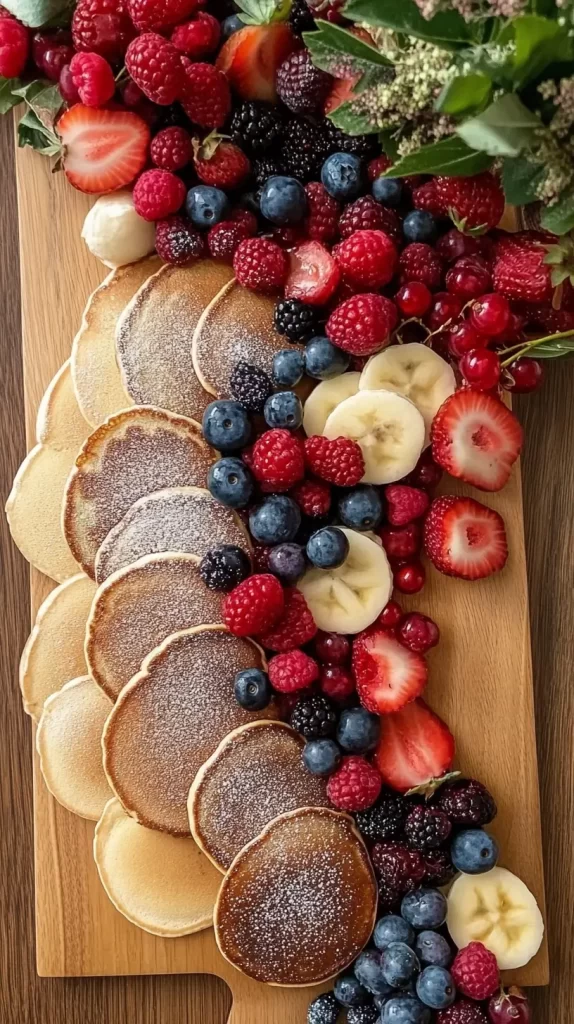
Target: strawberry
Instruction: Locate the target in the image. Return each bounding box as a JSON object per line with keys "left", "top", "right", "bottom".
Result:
{"left": 374, "top": 698, "right": 455, "bottom": 793}
{"left": 434, "top": 172, "right": 505, "bottom": 235}
{"left": 285, "top": 240, "right": 341, "bottom": 306}
{"left": 431, "top": 390, "right": 523, "bottom": 492}
{"left": 492, "top": 234, "right": 554, "bottom": 305}
{"left": 424, "top": 495, "right": 508, "bottom": 581}
{"left": 353, "top": 629, "right": 428, "bottom": 715}
{"left": 193, "top": 134, "right": 251, "bottom": 189}
{"left": 216, "top": 23, "right": 296, "bottom": 103}
{"left": 324, "top": 74, "right": 357, "bottom": 115}
{"left": 57, "top": 104, "right": 150, "bottom": 195}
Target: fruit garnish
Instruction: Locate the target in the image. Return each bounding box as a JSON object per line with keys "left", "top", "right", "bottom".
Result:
{"left": 216, "top": 21, "right": 296, "bottom": 103}
{"left": 431, "top": 390, "right": 523, "bottom": 492}
{"left": 353, "top": 629, "right": 428, "bottom": 715}
{"left": 424, "top": 495, "right": 508, "bottom": 580}
{"left": 57, "top": 104, "right": 150, "bottom": 194}
{"left": 285, "top": 240, "right": 341, "bottom": 306}
{"left": 374, "top": 698, "right": 455, "bottom": 793}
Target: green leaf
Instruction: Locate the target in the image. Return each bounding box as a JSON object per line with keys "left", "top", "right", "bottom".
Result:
{"left": 17, "top": 108, "right": 60, "bottom": 156}
{"left": 456, "top": 93, "right": 539, "bottom": 158}
{"left": 498, "top": 15, "right": 573, "bottom": 88}
{"left": 329, "top": 99, "right": 378, "bottom": 135}
{"left": 0, "top": 76, "right": 23, "bottom": 115}
{"left": 530, "top": 338, "right": 574, "bottom": 358}
{"left": 12, "top": 81, "right": 62, "bottom": 130}
{"left": 540, "top": 187, "right": 574, "bottom": 235}
{"left": 0, "top": 0, "right": 70, "bottom": 27}
{"left": 236, "top": 0, "right": 290, "bottom": 25}
{"left": 501, "top": 156, "right": 545, "bottom": 205}
{"left": 436, "top": 74, "right": 492, "bottom": 116}
{"left": 385, "top": 135, "right": 493, "bottom": 177}
{"left": 343, "top": 0, "right": 472, "bottom": 48}
{"left": 379, "top": 128, "right": 399, "bottom": 162}
{"left": 304, "top": 20, "right": 391, "bottom": 78}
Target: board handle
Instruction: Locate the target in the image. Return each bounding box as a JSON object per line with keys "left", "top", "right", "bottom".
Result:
{"left": 226, "top": 980, "right": 325, "bottom": 1024}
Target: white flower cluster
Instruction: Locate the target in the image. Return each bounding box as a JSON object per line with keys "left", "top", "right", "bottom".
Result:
{"left": 412, "top": 0, "right": 525, "bottom": 19}
{"left": 530, "top": 77, "right": 574, "bottom": 203}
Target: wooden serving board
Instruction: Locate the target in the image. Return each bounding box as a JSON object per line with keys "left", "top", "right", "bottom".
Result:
{"left": 13, "top": 138, "right": 549, "bottom": 1016}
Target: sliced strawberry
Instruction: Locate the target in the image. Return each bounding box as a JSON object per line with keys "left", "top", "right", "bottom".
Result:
{"left": 374, "top": 698, "right": 455, "bottom": 793}
{"left": 431, "top": 390, "right": 523, "bottom": 492}
{"left": 353, "top": 629, "right": 428, "bottom": 715}
{"left": 216, "top": 23, "right": 296, "bottom": 102}
{"left": 285, "top": 240, "right": 341, "bottom": 306}
{"left": 324, "top": 75, "right": 357, "bottom": 115}
{"left": 424, "top": 494, "right": 508, "bottom": 581}
{"left": 57, "top": 104, "right": 150, "bottom": 194}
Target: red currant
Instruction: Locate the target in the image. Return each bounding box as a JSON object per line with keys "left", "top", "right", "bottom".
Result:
{"left": 395, "top": 281, "right": 432, "bottom": 318}
{"left": 43, "top": 42, "right": 75, "bottom": 80}
{"left": 376, "top": 600, "right": 404, "bottom": 629}
{"left": 469, "top": 293, "right": 511, "bottom": 337}
{"left": 489, "top": 310, "right": 526, "bottom": 346}
{"left": 445, "top": 256, "right": 491, "bottom": 300}
{"left": 447, "top": 321, "right": 483, "bottom": 358}
{"left": 319, "top": 664, "right": 355, "bottom": 702}
{"left": 487, "top": 987, "right": 531, "bottom": 1024}
{"left": 380, "top": 521, "right": 422, "bottom": 562}
{"left": 460, "top": 347, "right": 501, "bottom": 391}
{"left": 426, "top": 292, "right": 464, "bottom": 332}
{"left": 121, "top": 79, "right": 144, "bottom": 107}
{"left": 504, "top": 356, "right": 543, "bottom": 393}
{"left": 406, "top": 448, "right": 443, "bottom": 491}
{"left": 59, "top": 64, "right": 80, "bottom": 104}
{"left": 398, "top": 612, "right": 439, "bottom": 653}
{"left": 314, "top": 631, "right": 350, "bottom": 665}
{"left": 394, "top": 561, "right": 425, "bottom": 594}
{"left": 32, "top": 28, "right": 70, "bottom": 70}
{"left": 435, "top": 229, "right": 482, "bottom": 263}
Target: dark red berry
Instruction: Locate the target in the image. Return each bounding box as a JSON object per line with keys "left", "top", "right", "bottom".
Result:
{"left": 59, "top": 64, "right": 80, "bottom": 103}
{"left": 43, "top": 42, "right": 75, "bottom": 80}
{"left": 446, "top": 256, "right": 491, "bottom": 300}
{"left": 399, "top": 612, "right": 439, "bottom": 653}
{"left": 436, "top": 228, "right": 483, "bottom": 264}
{"left": 394, "top": 562, "right": 425, "bottom": 594}
{"left": 315, "top": 631, "right": 350, "bottom": 665}
{"left": 404, "top": 803, "right": 452, "bottom": 850}
{"left": 435, "top": 777, "right": 497, "bottom": 826}
{"left": 380, "top": 522, "right": 422, "bottom": 563}
{"left": 426, "top": 292, "right": 464, "bottom": 332}
{"left": 460, "top": 347, "right": 501, "bottom": 391}
{"left": 371, "top": 840, "right": 426, "bottom": 892}
{"left": 376, "top": 600, "right": 404, "bottom": 630}
{"left": 504, "top": 357, "right": 543, "bottom": 393}
{"left": 406, "top": 448, "right": 443, "bottom": 491}
{"left": 470, "top": 293, "right": 511, "bottom": 337}
{"left": 447, "top": 321, "right": 483, "bottom": 358}
{"left": 396, "top": 281, "right": 432, "bottom": 318}
{"left": 424, "top": 847, "right": 456, "bottom": 887}
{"left": 320, "top": 664, "right": 356, "bottom": 702}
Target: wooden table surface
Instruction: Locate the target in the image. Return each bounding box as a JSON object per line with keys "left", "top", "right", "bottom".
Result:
{"left": 1, "top": 113, "right": 572, "bottom": 1023}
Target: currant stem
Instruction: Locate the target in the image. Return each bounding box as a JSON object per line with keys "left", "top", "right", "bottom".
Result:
{"left": 499, "top": 328, "right": 574, "bottom": 368}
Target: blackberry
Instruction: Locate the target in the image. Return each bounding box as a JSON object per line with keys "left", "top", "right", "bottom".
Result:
{"left": 274, "top": 297, "right": 323, "bottom": 342}
{"left": 229, "top": 100, "right": 285, "bottom": 155}
{"left": 434, "top": 778, "right": 497, "bottom": 827}
{"left": 355, "top": 790, "right": 408, "bottom": 842}
{"left": 404, "top": 804, "right": 452, "bottom": 851}
{"left": 252, "top": 156, "right": 285, "bottom": 188}
{"left": 423, "top": 847, "right": 456, "bottom": 887}
{"left": 277, "top": 49, "right": 333, "bottom": 115}
{"left": 323, "top": 121, "right": 379, "bottom": 160}
{"left": 280, "top": 116, "right": 331, "bottom": 181}
{"left": 229, "top": 361, "right": 273, "bottom": 414}
{"left": 347, "top": 1008, "right": 379, "bottom": 1024}
{"left": 307, "top": 992, "right": 340, "bottom": 1024}
{"left": 155, "top": 104, "right": 193, "bottom": 133}
{"left": 290, "top": 693, "right": 337, "bottom": 738}
{"left": 199, "top": 545, "right": 251, "bottom": 592}
{"left": 378, "top": 882, "right": 401, "bottom": 912}
{"left": 290, "top": 0, "right": 315, "bottom": 34}
{"left": 371, "top": 841, "right": 426, "bottom": 893}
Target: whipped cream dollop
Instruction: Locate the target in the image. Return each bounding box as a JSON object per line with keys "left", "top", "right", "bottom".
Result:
{"left": 82, "top": 191, "right": 155, "bottom": 268}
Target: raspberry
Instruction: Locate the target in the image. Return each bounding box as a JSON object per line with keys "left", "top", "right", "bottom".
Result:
{"left": 434, "top": 778, "right": 497, "bottom": 827}
{"left": 339, "top": 195, "right": 402, "bottom": 245}
{"left": 207, "top": 221, "right": 250, "bottom": 263}
{"left": 290, "top": 693, "right": 337, "bottom": 738}
{"left": 304, "top": 435, "right": 364, "bottom": 487}
{"left": 222, "top": 573, "right": 285, "bottom": 637}
{"left": 229, "top": 361, "right": 273, "bottom": 413}
{"left": 155, "top": 216, "right": 204, "bottom": 265}
{"left": 384, "top": 484, "right": 429, "bottom": 527}
{"left": 125, "top": 33, "right": 184, "bottom": 106}
{"left": 399, "top": 243, "right": 444, "bottom": 290}
{"left": 69, "top": 51, "right": 116, "bottom": 106}
{"left": 260, "top": 589, "right": 317, "bottom": 652}
{"left": 268, "top": 649, "right": 319, "bottom": 693}
{"left": 451, "top": 943, "right": 500, "bottom": 1001}
{"left": 327, "top": 756, "right": 382, "bottom": 812}
{"left": 434, "top": 172, "right": 505, "bottom": 234}
{"left": 412, "top": 180, "right": 445, "bottom": 217}
{"left": 326, "top": 294, "right": 398, "bottom": 357}
{"left": 127, "top": 0, "right": 202, "bottom": 32}
{"left": 0, "top": 16, "right": 29, "bottom": 77}
{"left": 133, "top": 169, "right": 186, "bottom": 221}
{"left": 291, "top": 477, "right": 331, "bottom": 517}
{"left": 181, "top": 60, "right": 231, "bottom": 129}
{"left": 72, "top": 0, "right": 136, "bottom": 61}
{"left": 334, "top": 229, "right": 398, "bottom": 290}
{"left": 194, "top": 136, "right": 251, "bottom": 190}
{"left": 370, "top": 840, "right": 426, "bottom": 892}
{"left": 367, "top": 154, "right": 392, "bottom": 181}
{"left": 276, "top": 48, "right": 333, "bottom": 115}
{"left": 230, "top": 207, "right": 258, "bottom": 236}
{"left": 252, "top": 429, "right": 305, "bottom": 491}
{"left": 304, "top": 182, "right": 340, "bottom": 243}
{"left": 403, "top": 804, "right": 452, "bottom": 850}
{"left": 171, "top": 11, "right": 220, "bottom": 58}
{"left": 355, "top": 791, "right": 408, "bottom": 841}
{"left": 151, "top": 126, "right": 193, "bottom": 171}
{"left": 437, "top": 1001, "right": 489, "bottom": 1024}
{"left": 233, "top": 238, "right": 288, "bottom": 293}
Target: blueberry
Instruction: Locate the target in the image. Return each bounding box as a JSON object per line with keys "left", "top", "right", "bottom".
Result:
{"left": 400, "top": 889, "right": 447, "bottom": 930}
{"left": 402, "top": 211, "right": 437, "bottom": 244}
{"left": 321, "top": 152, "right": 363, "bottom": 201}
{"left": 304, "top": 336, "right": 350, "bottom": 380}
{"left": 372, "top": 177, "right": 403, "bottom": 207}
{"left": 234, "top": 667, "right": 272, "bottom": 711}
{"left": 381, "top": 943, "right": 420, "bottom": 989}
{"left": 337, "top": 707, "right": 380, "bottom": 754}
{"left": 221, "top": 13, "right": 243, "bottom": 39}
{"left": 450, "top": 828, "right": 499, "bottom": 874}
{"left": 307, "top": 992, "right": 340, "bottom": 1024}
{"left": 381, "top": 994, "right": 431, "bottom": 1024}
{"left": 354, "top": 947, "right": 393, "bottom": 998}
{"left": 249, "top": 494, "right": 301, "bottom": 544}
{"left": 306, "top": 526, "right": 349, "bottom": 569}
{"left": 415, "top": 966, "right": 456, "bottom": 1010}
{"left": 413, "top": 931, "right": 452, "bottom": 968}
{"left": 268, "top": 542, "right": 306, "bottom": 583}
{"left": 338, "top": 486, "right": 383, "bottom": 532}
{"left": 273, "top": 349, "right": 305, "bottom": 387}
{"left": 303, "top": 738, "right": 341, "bottom": 776}
{"left": 186, "top": 185, "right": 230, "bottom": 228}
{"left": 264, "top": 390, "right": 303, "bottom": 429}
{"left": 334, "top": 973, "right": 371, "bottom": 1008}
{"left": 208, "top": 457, "right": 254, "bottom": 508}
{"left": 202, "top": 400, "right": 251, "bottom": 451}
{"left": 374, "top": 915, "right": 415, "bottom": 951}
{"left": 260, "top": 175, "right": 308, "bottom": 225}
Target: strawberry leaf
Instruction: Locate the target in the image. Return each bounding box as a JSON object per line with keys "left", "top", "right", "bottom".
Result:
{"left": 456, "top": 94, "right": 540, "bottom": 159}
{"left": 0, "top": 0, "right": 70, "bottom": 27}
{"left": 343, "top": 0, "right": 472, "bottom": 49}
{"left": 304, "top": 20, "right": 391, "bottom": 78}
{"left": 0, "top": 76, "right": 23, "bottom": 115}
{"left": 17, "top": 107, "right": 61, "bottom": 156}
{"left": 501, "top": 156, "right": 544, "bottom": 206}
{"left": 12, "top": 80, "right": 62, "bottom": 130}
{"left": 384, "top": 135, "right": 492, "bottom": 177}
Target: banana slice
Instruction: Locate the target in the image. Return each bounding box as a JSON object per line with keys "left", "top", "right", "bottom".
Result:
{"left": 297, "top": 528, "right": 392, "bottom": 635}
{"left": 324, "top": 390, "right": 425, "bottom": 486}
{"left": 303, "top": 372, "right": 361, "bottom": 437}
{"left": 447, "top": 866, "right": 544, "bottom": 970}
{"left": 360, "top": 343, "right": 456, "bottom": 446}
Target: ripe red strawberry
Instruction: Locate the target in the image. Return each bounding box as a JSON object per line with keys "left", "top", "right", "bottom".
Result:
{"left": 304, "top": 182, "right": 340, "bottom": 243}
{"left": 431, "top": 390, "right": 523, "bottom": 492}
{"left": 127, "top": 0, "right": 202, "bottom": 32}
{"left": 327, "top": 293, "right": 397, "bottom": 356}
{"left": 434, "top": 172, "right": 505, "bottom": 234}
{"left": 72, "top": 0, "right": 136, "bottom": 61}
{"left": 193, "top": 134, "right": 251, "bottom": 189}
{"left": 222, "top": 573, "right": 284, "bottom": 636}
{"left": 374, "top": 698, "right": 455, "bottom": 793}
{"left": 216, "top": 23, "right": 296, "bottom": 103}
{"left": 234, "top": 237, "right": 288, "bottom": 292}
{"left": 384, "top": 485, "right": 429, "bottom": 526}
{"left": 339, "top": 196, "right": 402, "bottom": 245}
{"left": 327, "top": 755, "right": 382, "bottom": 811}
{"left": 285, "top": 241, "right": 341, "bottom": 306}
{"left": 125, "top": 32, "right": 184, "bottom": 106}
{"left": 399, "top": 243, "right": 444, "bottom": 290}
{"left": 451, "top": 943, "right": 500, "bottom": 1001}
{"left": 304, "top": 436, "right": 364, "bottom": 486}
{"left": 492, "top": 235, "right": 554, "bottom": 305}
{"left": 69, "top": 51, "right": 115, "bottom": 107}
{"left": 324, "top": 73, "right": 357, "bottom": 115}
{"left": 258, "top": 588, "right": 317, "bottom": 652}
{"left": 424, "top": 495, "right": 508, "bottom": 580}
{"left": 334, "top": 229, "right": 398, "bottom": 290}
{"left": 353, "top": 629, "right": 428, "bottom": 715}
{"left": 57, "top": 105, "right": 150, "bottom": 194}
{"left": 171, "top": 11, "right": 220, "bottom": 58}
{"left": 0, "top": 15, "right": 28, "bottom": 77}
{"left": 181, "top": 60, "right": 231, "bottom": 129}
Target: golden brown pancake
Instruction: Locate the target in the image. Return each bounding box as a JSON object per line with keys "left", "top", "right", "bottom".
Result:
{"left": 94, "top": 486, "right": 250, "bottom": 584}
{"left": 62, "top": 406, "right": 215, "bottom": 577}
{"left": 86, "top": 553, "right": 222, "bottom": 700}
{"left": 103, "top": 626, "right": 279, "bottom": 836}
{"left": 215, "top": 807, "right": 377, "bottom": 986}
{"left": 94, "top": 798, "right": 222, "bottom": 937}
{"left": 116, "top": 261, "right": 234, "bottom": 418}
{"left": 189, "top": 721, "right": 330, "bottom": 873}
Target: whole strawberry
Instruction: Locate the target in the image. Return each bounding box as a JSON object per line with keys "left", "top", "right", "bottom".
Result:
{"left": 258, "top": 588, "right": 317, "bottom": 652}
{"left": 128, "top": 0, "right": 203, "bottom": 32}
{"left": 327, "top": 755, "right": 382, "bottom": 811}
{"left": 193, "top": 134, "right": 251, "bottom": 190}
{"left": 125, "top": 32, "right": 184, "bottom": 106}
{"left": 492, "top": 233, "right": 554, "bottom": 304}
{"left": 72, "top": 0, "right": 136, "bottom": 61}
{"left": 334, "top": 229, "right": 398, "bottom": 289}
{"left": 434, "top": 172, "right": 505, "bottom": 234}
{"left": 451, "top": 942, "right": 500, "bottom": 1001}
{"left": 223, "top": 573, "right": 285, "bottom": 637}
{"left": 326, "top": 294, "right": 398, "bottom": 356}
{"left": 181, "top": 60, "right": 231, "bottom": 129}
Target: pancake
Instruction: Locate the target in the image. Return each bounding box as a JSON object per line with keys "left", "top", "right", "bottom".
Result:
{"left": 95, "top": 486, "right": 251, "bottom": 584}
{"left": 94, "top": 798, "right": 221, "bottom": 937}
{"left": 116, "top": 261, "right": 234, "bottom": 419}
{"left": 192, "top": 280, "right": 301, "bottom": 398}
{"left": 189, "top": 721, "right": 330, "bottom": 873}
{"left": 215, "top": 807, "right": 378, "bottom": 986}
{"left": 63, "top": 406, "right": 215, "bottom": 577}
{"left": 86, "top": 553, "right": 223, "bottom": 700}
{"left": 71, "top": 257, "right": 160, "bottom": 428}
{"left": 20, "top": 573, "right": 97, "bottom": 721}
{"left": 36, "top": 360, "right": 92, "bottom": 450}
{"left": 103, "top": 625, "right": 279, "bottom": 836}
{"left": 36, "top": 676, "right": 112, "bottom": 820}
